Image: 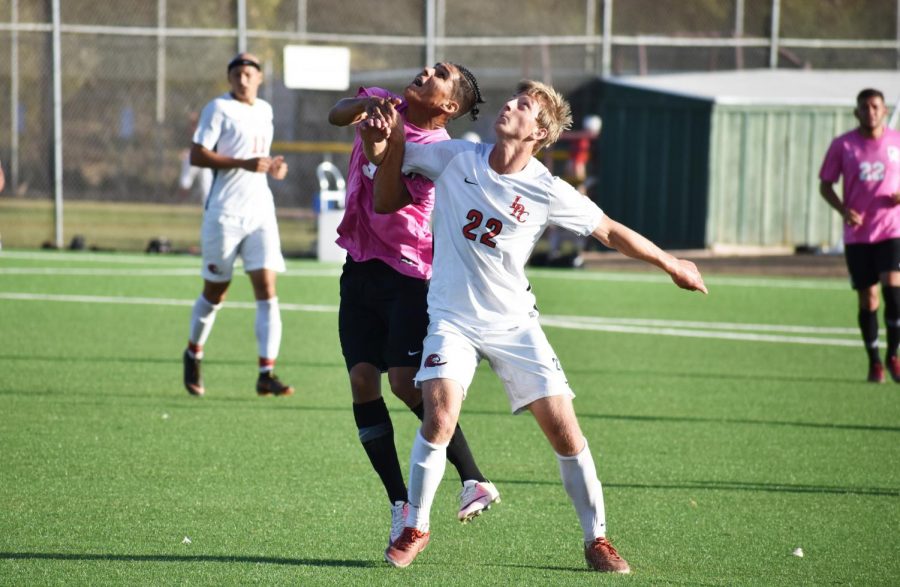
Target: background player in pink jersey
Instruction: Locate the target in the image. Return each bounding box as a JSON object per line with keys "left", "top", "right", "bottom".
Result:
{"left": 328, "top": 63, "right": 499, "bottom": 547}
{"left": 366, "top": 80, "right": 706, "bottom": 573}
{"left": 820, "top": 88, "right": 900, "bottom": 383}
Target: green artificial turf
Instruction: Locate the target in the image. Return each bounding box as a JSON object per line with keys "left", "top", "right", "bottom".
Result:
{"left": 1, "top": 250, "right": 898, "bottom": 585}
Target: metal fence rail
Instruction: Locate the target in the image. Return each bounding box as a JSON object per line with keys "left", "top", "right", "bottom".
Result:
{"left": 0, "top": 0, "right": 897, "bottom": 248}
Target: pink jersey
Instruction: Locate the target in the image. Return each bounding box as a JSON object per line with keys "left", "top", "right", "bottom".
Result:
{"left": 335, "top": 87, "right": 449, "bottom": 279}
{"left": 819, "top": 127, "right": 900, "bottom": 244}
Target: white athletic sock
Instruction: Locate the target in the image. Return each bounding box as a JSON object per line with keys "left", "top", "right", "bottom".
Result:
{"left": 406, "top": 429, "right": 448, "bottom": 532}
{"left": 557, "top": 438, "right": 607, "bottom": 542}
{"left": 255, "top": 297, "right": 282, "bottom": 364}
{"left": 188, "top": 295, "right": 222, "bottom": 355}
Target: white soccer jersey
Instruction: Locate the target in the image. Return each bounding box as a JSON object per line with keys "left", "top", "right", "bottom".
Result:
{"left": 403, "top": 140, "right": 604, "bottom": 330}
{"left": 194, "top": 93, "right": 276, "bottom": 219}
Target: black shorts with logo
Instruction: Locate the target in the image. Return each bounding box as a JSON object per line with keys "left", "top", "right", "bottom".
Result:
{"left": 338, "top": 256, "right": 429, "bottom": 372}
{"left": 844, "top": 238, "right": 900, "bottom": 290}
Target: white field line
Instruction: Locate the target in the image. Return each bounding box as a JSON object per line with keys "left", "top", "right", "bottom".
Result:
{"left": 0, "top": 267, "right": 341, "bottom": 277}
{"left": 539, "top": 316, "right": 859, "bottom": 347}
{"left": 541, "top": 314, "right": 857, "bottom": 335}
{"left": 0, "top": 250, "right": 200, "bottom": 264}
{"left": 0, "top": 291, "right": 860, "bottom": 347}
{"left": 0, "top": 292, "right": 337, "bottom": 313}
{"left": 1, "top": 251, "right": 844, "bottom": 289}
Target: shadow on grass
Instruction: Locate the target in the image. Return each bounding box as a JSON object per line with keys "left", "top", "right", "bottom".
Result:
{"left": 573, "top": 411, "right": 900, "bottom": 433}
{"left": 0, "top": 551, "right": 377, "bottom": 568}
{"left": 497, "top": 478, "right": 900, "bottom": 497}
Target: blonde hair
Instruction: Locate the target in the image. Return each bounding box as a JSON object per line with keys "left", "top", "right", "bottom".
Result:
{"left": 515, "top": 79, "right": 573, "bottom": 153}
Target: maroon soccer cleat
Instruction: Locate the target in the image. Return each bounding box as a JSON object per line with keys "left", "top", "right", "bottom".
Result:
{"left": 584, "top": 537, "right": 631, "bottom": 574}
{"left": 256, "top": 372, "right": 295, "bottom": 396}
{"left": 384, "top": 527, "right": 430, "bottom": 568}
{"left": 887, "top": 356, "right": 900, "bottom": 383}
{"left": 183, "top": 350, "right": 205, "bottom": 396}
{"left": 868, "top": 362, "right": 885, "bottom": 384}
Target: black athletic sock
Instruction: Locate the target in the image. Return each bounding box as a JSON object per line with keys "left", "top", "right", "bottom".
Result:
{"left": 884, "top": 286, "right": 900, "bottom": 358}
{"left": 858, "top": 308, "right": 881, "bottom": 364}
{"left": 353, "top": 397, "right": 407, "bottom": 504}
{"left": 411, "top": 402, "right": 487, "bottom": 484}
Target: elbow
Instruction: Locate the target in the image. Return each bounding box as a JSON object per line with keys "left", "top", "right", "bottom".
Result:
{"left": 373, "top": 200, "right": 393, "bottom": 214}
{"left": 189, "top": 145, "right": 205, "bottom": 167}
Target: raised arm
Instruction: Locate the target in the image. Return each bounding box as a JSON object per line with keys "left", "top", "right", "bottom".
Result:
{"left": 363, "top": 106, "right": 413, "bottom": 214}
{"left": 328, "top": 95, "right": 402, "bottom": 127}
{"left": 591, "top": 215, "right": 708, "bottom": 294}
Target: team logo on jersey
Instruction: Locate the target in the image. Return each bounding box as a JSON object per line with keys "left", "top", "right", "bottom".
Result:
{"left": 424, "top": 353, "right": 447, "bottom": 367}
{"left": 362, "top": 162, "right": 377, "bottom": 180}
{"left": 889, "top": 146, "right": 900, "bottom": 163}
{"left": 509, "top": 195, "right": 530, "bottom": 223}
{"left": 207, "top": 263, "right": 222, "bottom": 275}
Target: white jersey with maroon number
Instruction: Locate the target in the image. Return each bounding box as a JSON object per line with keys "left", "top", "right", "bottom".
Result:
{"left": 402, "top": 139, "right": 604, "bottom": 330}
{"left": 194, "top": 93, "right": 275, "bottom": 219}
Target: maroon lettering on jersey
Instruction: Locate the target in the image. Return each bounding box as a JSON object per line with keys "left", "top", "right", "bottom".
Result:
{"left": 509, "top": 195, "right": 530, "bottom": 223}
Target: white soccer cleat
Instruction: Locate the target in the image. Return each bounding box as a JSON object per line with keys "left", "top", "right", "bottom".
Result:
{"left": 458, "top": 480, "right": 500, "bottom": 522}
{"left": 390, "top": 500, "right": 409, "bottom": 545}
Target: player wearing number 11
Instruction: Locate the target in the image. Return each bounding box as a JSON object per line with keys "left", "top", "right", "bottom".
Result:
{"left": 181, "top": 52, "right": 294, "bottom": 398}
{"left": 819, "top": 88, "right": 900, "bottom": 384}
{"left": 364, "top": 79, "right": 707, "bottom": 572}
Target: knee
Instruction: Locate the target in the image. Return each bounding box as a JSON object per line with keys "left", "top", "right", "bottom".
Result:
{"left": 422, "top": 407, "right": 457, "bottom": 443}
{"left": 387, "top": 371, "right": 421, "bottom": 408}
{"left": 859, "top": 290, "right": 879, "bottom": 312}
{"left": 348, "top": 369, "right": 380, "bottom": 403}
{"left": 547, "top": 429, "right": 584, "bottom": 457}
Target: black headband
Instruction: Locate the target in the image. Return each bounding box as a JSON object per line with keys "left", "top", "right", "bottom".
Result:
{"left": 227, "top": 57, "right": 261, "bottom": 72}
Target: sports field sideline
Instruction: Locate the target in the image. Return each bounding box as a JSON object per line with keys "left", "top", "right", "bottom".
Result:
{"left": 1, "top": 250, "right": 898, "bottom": 585}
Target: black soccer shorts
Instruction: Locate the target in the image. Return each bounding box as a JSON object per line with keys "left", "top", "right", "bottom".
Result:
{"left": 844, "top": 237, "right": 900, "bottom": 290}
{"left": 338, "top": 256, "right": 429, "bottom": 372}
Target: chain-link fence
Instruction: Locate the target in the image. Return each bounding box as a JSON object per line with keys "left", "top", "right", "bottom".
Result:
{"left": 0, "top": 0, "right": 897, "bottom": 250}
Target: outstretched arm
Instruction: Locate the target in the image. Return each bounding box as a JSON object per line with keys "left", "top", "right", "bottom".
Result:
{"left": 591, "top": 215, "right": 708, "bottom": 293}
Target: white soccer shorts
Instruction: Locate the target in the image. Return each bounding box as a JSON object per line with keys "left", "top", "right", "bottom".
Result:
{"left": 200, "top": 212, "right": 286, "bottom": 282}
{"left": 414, "top": 318, "right": 575, "bottom": 414}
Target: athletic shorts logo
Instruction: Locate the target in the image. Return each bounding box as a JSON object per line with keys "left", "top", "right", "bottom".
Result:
{"left": 207, "top": 263, "right": 222, "bottom": 275}
{"left": 424, "top": 353, "right": 447, "bottom": 367}
{"left": 407, "top": 350, "right": 422, "bottom": 356}
{"left": 464, "top": 177, "right": 478, "bottom": 185}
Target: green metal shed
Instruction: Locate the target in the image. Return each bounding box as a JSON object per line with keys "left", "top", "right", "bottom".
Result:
{"left": 569, "top": 70, "right": 899, "bottom": 252}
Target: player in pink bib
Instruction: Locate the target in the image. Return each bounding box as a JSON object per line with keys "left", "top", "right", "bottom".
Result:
{"left": 328, "top": 64, "right": 500, "bottom": 548}
{"left": 820, "top": 88, "right": 900, "bottom": 383}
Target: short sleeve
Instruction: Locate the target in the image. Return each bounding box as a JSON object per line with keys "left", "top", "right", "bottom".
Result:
{"left": 548, "top": 177, "right": 604, "bottom": 236}
{"left": 193, "top": 101, "right": 223, "bottom": 151}
{"left": 402, "top": 141, "right": 460, "bottom": 181}
{"left": 819, "top": 138, "right": 843, "bottom": 183}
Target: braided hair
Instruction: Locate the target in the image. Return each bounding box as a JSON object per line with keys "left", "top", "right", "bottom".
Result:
{"left": 451, "top": 63, "right": 485, "bottom": 121}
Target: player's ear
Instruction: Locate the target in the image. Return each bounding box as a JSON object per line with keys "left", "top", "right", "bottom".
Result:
{"left": 532, "top": 125, "right": 549, "bottom": 142}
{"left": 442, "top": 99, "right": 460, "bottom": 118}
